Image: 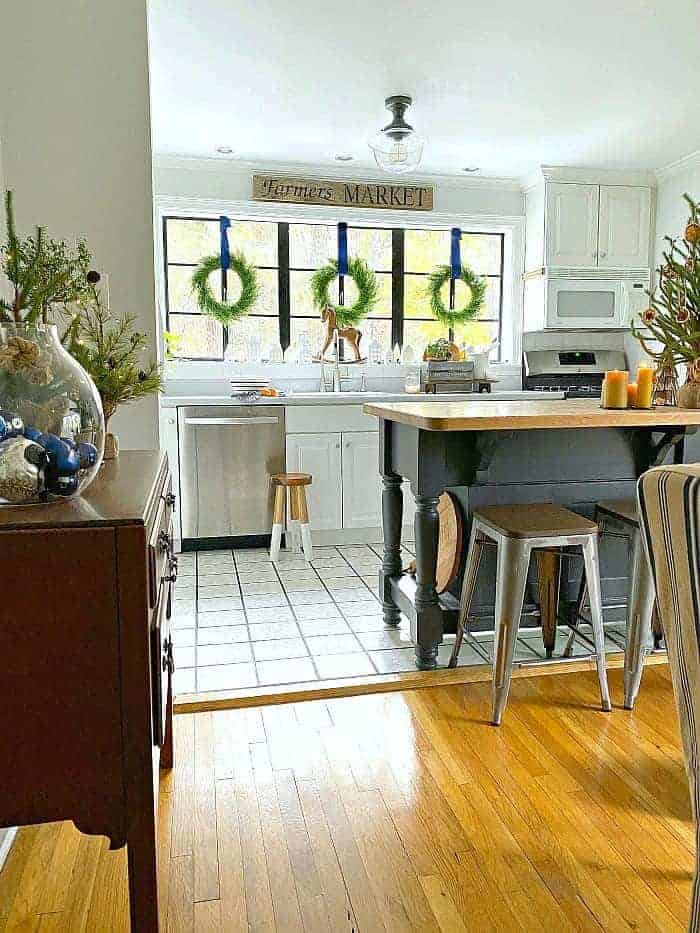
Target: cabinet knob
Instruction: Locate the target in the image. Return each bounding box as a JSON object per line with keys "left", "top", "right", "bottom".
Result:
{"left": 600, "top": 251, "right": 607, "bottom": 258}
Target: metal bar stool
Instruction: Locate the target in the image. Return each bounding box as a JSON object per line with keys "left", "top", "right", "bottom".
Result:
{"left": 575, "top": 499, "right": 660, "bottom": 710}
{"left": 269, "top": 473, "right": 313, "bottom": 563}
{"left": 449, "top": 503, "right": 612, "bottom": 725}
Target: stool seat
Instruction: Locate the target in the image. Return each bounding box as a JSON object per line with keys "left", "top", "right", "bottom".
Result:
{"left": 271, "top": 473, "right": 312, "bottom": 487}
{"left": 475, "top": 503, "right": 597, "bottom": 539}
{"left": 596, "top": 499, "right": 639, "bottom": 526}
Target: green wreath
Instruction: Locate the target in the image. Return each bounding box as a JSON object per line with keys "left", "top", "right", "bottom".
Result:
{"left": 311, "top": 257, "right": 379, "bottom": 328}
{"left": 427, "top": 264, "right": 487, "bottom": 326}
{"left": 191, "top": 252, "right": 260, "bottom": 325}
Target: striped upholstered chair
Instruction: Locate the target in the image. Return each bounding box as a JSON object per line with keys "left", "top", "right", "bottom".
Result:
{"left": 638, "top": 464, "right": 700, "bottom": 932}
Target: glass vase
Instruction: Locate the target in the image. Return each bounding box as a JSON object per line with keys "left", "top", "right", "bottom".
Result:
{"left": 0, "top": 323, "right": 105, "bottom": 504}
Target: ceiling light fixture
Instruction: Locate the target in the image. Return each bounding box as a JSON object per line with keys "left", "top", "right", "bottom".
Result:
{"left": 334, "top": 154, "right": 354, "bottom": 162}
{"left": 216, "top": 146, "right": 234, "bottom": 155}
{"left": 462, "top": 166, "right": 480, "bottom": 173}
{"left": 368, "top": 95, "right": 424, "bottom": 175}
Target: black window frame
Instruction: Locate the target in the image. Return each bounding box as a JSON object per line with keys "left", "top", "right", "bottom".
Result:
{"left": 163, "top": 215, "right": 506, "bottom": 362}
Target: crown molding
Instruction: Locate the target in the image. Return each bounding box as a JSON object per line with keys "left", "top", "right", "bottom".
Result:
{"left": 152, "top": 153, "right": 523, "bottom": 192}
{"left": 655, "top": 149, "right": 700, "bottom": 182}
{"left": 523, "top": 164, "right": 657, "bottom": 189}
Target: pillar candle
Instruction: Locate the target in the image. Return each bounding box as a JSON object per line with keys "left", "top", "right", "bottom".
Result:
{"left": 636, "top": 365, "right": 654, "bottom": 408}
{"left": 627, "top": 382, "right": 638, "bottom": 407}
{"left": 604, "top": 370, "right": 628, "bottom": 408}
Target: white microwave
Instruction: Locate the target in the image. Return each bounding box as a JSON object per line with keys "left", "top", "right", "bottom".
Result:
{"left": 546, "top": 275, "right": 649, "bottom": 330}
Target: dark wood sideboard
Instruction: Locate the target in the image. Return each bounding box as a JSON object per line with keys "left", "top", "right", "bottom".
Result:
{"left": 0, "top": 450, "right": 176, "bottom": 931}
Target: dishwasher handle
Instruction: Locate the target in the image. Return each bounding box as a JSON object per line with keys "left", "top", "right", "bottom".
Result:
{"left": 184, "top": 416, "right": 280, "bottom": 426}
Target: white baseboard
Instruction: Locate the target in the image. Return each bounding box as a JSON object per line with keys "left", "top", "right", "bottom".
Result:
{"left": 0, "top": 828, "right": 17, "bottom": 871}
{"left": 308, "top": 526, "right": 412, "bottom": 547}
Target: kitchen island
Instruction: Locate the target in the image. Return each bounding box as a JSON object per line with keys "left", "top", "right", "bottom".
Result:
{"left": 363, "top": 398, "right": 700, "bottom": 669}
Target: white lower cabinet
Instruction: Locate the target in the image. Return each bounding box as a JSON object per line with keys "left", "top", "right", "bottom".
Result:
{"left": 286, "top": 428, "right": 415, "bottom": 533}
{"left": 286, "top": 432, "right": 342, "bottom": 531}
{"left": 342, "top": 431, "right": 382, "bottom": 529}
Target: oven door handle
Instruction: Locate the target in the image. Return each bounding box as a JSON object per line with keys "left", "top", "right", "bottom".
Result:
{"left": 183, "top": 416, "right": 280, "bottom": 426}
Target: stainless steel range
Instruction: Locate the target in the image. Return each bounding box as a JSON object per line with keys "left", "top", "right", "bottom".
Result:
{"left": 522, "top": 330, "right": 627, "bottom": 399}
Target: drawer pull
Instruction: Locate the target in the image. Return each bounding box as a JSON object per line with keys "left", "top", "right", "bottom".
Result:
{"left": 163, "top": 639, "right": 175, "bottom": 675}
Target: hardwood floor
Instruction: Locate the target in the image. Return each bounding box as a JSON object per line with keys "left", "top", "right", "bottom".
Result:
{"left": 0, "top": 665, "right": 694, "bottom": 931}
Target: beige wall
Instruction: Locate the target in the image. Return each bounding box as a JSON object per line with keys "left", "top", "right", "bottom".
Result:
{"left": 0, "top": 0, "right": 159, "bottom": 449}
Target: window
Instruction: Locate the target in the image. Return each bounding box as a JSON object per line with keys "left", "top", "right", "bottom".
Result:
{"left": 163, "top": 217, "right": 278, "bottom": 360}
{"left": 403, "top": 230, "right": 503, "bottom": 355}
{"left": 163, "top": 216, "right": 506, "bottom": 361}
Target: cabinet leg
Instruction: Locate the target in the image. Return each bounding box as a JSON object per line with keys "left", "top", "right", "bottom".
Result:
{"left": 381, "top": 473, "right": 403, "bottom": 628}
{"left": 536, "top": 550, "right": 561, "bottom": 658}
{"left": 127, "top": 815, "right": 160, "bottom": 932}
{"left": 414, "top": 494, "right": 442, "bottom": 670}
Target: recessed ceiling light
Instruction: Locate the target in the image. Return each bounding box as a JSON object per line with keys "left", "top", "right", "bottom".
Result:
{"left": 334, "top": 154, "right": 354, "bottom": 162}
{"left": 216, "top": 146, "right": 234, "bottom": 155}
{"left": 462, "top": 166, "right": 480, "bottom": 173}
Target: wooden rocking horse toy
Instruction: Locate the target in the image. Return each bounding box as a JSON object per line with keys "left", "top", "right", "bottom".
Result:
{"left": 314, "top": 305, "right": 366, "bottom": 362}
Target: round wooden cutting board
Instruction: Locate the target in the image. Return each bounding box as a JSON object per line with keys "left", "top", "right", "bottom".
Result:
{"left": 405, "top": 492, "right": 463, "bottom": 594}
{"left": 436, "top": 492, "right": 463, "bottom": 593}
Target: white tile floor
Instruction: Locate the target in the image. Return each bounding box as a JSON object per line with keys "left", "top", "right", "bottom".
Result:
{"left": 171, "top": 542, "right": 630, "bottom": 696}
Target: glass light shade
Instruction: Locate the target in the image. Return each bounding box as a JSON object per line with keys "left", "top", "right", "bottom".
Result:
{"left": 368, "top": 130, "right": 425, "bottom": 175}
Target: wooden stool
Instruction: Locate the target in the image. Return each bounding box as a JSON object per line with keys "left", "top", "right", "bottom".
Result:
{"left": 449, "top": 503, "right": 611, "bottom": 725}
{"left": 270, "top": 473, "right": 313, "bottom": 563}
{"left": 583, "top": 499, "right": 660, "bottom": 710}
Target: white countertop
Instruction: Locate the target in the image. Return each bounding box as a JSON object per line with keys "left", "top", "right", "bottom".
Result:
{"left": 160, "top": 390, "right": 565, "bottom": 408}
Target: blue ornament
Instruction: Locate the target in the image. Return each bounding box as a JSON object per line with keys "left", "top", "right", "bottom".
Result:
{"left": 23, "top": 426, "right": 42, "bottom": 442}
{"left": 61, "top": 436, "right": 78, "bottom": 449}
{"left": 38, "top": 433, "right": 80, "bottom": 475}
{"left": 77, "top": 442, "right": 98, "bottom": 468}
{"left": 46, "top": 471, "right": 79, "bottom": 497}
{"left": 0, "top": 411, "right": 24, "bottom": 437}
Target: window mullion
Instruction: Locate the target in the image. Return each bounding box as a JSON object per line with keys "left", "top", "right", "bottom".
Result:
{"left": 278, "top": 222, "right": 290, "bottom": 351}
{"left": 391, "top": 228, "right": 404, "bottom": 348}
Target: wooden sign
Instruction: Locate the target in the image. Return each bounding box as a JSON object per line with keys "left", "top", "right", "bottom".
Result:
{"left": 252, "top": 174, "right": 433, "bottom": 211}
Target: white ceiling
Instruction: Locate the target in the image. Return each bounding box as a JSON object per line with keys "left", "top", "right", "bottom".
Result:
{"left": 147, "top": 0, "right": 700, "bottom": 180}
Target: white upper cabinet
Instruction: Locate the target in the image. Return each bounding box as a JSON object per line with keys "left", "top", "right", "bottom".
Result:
{"left": 525, "top": 169, "right": 654, "bottom": 272}
{"left": 341, "top": 432, "right": 382, "bottom": 529}
{"left": 546, "top": 183, "right": 600, "bottom": 268}
{"left": 597, "top": 186, "right": 651, "bottom": 269}
{"left": 286, "top": 432, "right": 342, "bottom": 531}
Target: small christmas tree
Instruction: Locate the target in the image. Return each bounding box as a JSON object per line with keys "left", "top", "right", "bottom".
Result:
{"left": 634, "top": 194, "right": 700, "bottom": 389}
{"left": 63, "top": 277, "right": 162, "bottom": 429}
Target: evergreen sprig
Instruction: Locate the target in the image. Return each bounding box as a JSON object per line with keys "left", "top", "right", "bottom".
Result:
{"left": 63, "top": 285, "right": 163, "bottom": 426}
{"left": 0, "top": 190, "right": 93, "bottom": 323}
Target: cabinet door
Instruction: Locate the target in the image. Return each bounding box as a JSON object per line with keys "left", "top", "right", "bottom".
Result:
{"left": 341, "top": 432, "right": 382, "bottom": 529}
{"left": 286, "top": 433, "right": 342, "bottom": 531}
{"left": 598, "top": 186, "right": 651, "bottom": 269}
{"left": 546, "top": 183, "right": 600, "bottom": 267}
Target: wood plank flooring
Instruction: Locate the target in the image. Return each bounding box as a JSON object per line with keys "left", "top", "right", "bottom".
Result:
{"left": 0, "top": 665, "right": 694, "bottom": 931}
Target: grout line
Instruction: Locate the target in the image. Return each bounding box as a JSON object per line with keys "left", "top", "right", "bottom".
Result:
{"left": 268, "top": 547, "right": 322, "bottom": 681}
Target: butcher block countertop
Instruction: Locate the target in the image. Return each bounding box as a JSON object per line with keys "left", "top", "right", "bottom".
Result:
{"left": 362, "top": 398, "right": 700, "bottom": 432}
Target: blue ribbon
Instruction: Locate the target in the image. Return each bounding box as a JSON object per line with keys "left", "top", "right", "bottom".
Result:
{"left": 337, "top": 222, "right": 348, "bottom": 276}
{"left": 219, "top": 216, "right": 231, "bottom": 272}
{"left": 450, "top": 227, "right": 462, "bottom": 279}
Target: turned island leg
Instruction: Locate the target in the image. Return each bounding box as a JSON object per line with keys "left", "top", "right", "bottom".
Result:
{"left": 413, "top": 494, "right": 442, "bottom": 670}
{"left": 381, "top": 473, "right": 404, "bottom": 628}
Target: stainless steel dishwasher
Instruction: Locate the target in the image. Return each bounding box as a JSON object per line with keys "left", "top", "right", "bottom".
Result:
{"left": 178, "top": 405, "right": 285, "bottom": 544}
